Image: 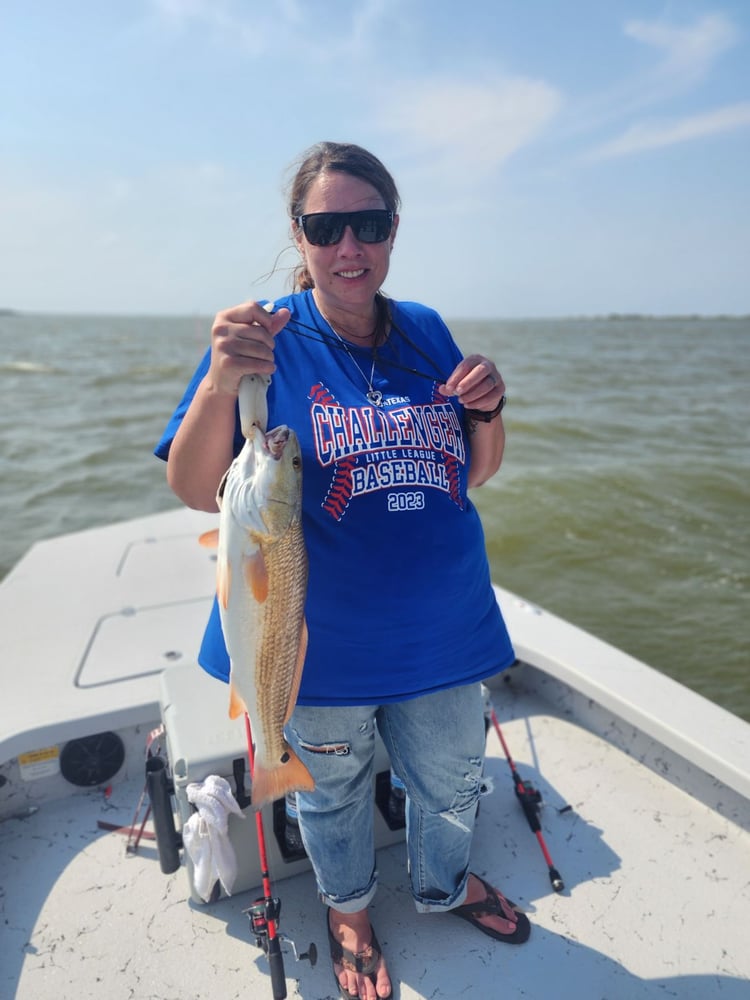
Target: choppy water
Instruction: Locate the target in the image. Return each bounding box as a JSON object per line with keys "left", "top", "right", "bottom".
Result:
{"left": 1, "top": 312, "right": 748, "bottom": 720}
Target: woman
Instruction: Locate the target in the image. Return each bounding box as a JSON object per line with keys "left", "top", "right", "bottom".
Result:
{"left": 156, "top": 142, "right": 530, "bottom": 1000}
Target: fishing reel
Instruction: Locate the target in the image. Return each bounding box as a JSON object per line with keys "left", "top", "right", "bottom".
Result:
{"left": 244, "top": 898, "right": 317, "bottom": 966}
{"left": 517, "top": 779, "right": 542, "bottom": 807}
{"left": 245, "top": 897, "right": 282, "bottom": 950}
{"left": 513, "top": 775, "right": 543, "bottom": 829}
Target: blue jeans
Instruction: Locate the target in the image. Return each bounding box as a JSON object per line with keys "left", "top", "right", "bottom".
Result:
{"left": 285, "top": 682, "right": 487, "bottom": 914}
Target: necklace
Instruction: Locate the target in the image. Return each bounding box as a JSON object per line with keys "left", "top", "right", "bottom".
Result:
{"left": 325, "top": 320, "right": 383, "bottom": 406}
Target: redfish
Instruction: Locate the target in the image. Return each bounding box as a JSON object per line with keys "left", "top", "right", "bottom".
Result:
{"left": 208, "top": 373, "right": 314, "bottom": 808}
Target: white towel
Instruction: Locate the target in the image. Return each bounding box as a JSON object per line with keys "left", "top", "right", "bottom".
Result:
{"left": 182, "top": 775, "right": 245, "bottom": 902}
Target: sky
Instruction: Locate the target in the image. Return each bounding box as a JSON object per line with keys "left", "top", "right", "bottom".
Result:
{"left": 1, "top": 0, "right": 749, "bottom": 319}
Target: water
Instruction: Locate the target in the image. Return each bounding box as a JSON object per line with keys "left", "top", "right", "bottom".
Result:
{"left": 1, "top": 313, "right": 748, "bottom": 721}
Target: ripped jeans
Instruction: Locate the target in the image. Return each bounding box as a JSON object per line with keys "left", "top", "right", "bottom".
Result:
{"left": 285, "top": 682, "right": 487, "bottom": 914}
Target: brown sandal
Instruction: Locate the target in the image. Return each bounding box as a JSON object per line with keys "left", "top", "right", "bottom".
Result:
{"left": 327, "top": 911, "right": 393, "bottom": 1000}
{"left": 451, "top": 873, "right": 531, "bottom": 944}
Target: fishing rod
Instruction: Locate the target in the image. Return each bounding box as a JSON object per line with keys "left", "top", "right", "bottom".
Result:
{"left": 242, "top": 713, "right": 318, "bottom": 1000}
{"left": 241, "top": 713, "right": 288, "bottom": 999}
{"left": 488, "top": 707, "right": 565, "bottom": 893}
{"left": 241, "top": 716, "right": 317, "bottom": 998}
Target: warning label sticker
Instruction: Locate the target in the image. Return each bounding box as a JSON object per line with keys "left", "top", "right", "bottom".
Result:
{"left": 18, "top": 746, "right": 61, "bottom": 781}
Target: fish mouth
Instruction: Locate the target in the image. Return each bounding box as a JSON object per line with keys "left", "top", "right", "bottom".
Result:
{"left": 264, "top": 426, "right": 290, "bottom": 459}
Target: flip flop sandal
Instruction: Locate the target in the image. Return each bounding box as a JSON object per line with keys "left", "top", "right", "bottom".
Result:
{"left": 327, "top": 911, "right": 393, "bottom": 1000}
{"left": 451, "top": 872, "right": 531, "bottom": 944}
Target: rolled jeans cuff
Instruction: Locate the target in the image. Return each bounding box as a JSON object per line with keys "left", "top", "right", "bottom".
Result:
{"left": 411, "top": 871, "right": 470, "bottom": 914}
{"left": 319, "top": 868, "right": 379, "bottom": 913}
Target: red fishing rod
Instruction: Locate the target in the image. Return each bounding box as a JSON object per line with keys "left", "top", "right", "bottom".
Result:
{"left": 489, "top": 707, "right": 565, "bottom": 892}
{"left": 243, "top": 713, "right": 288, "bottom": 1000}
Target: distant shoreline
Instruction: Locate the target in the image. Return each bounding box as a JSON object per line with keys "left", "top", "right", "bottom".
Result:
{"left": 586, "top": 312, "right": 750, "bottom": 321}
{"left": 1, "top": 308, "right": 748, "bottom": 322}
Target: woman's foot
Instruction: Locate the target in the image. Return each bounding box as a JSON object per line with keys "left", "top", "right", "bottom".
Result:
{"left": 327, "top": 907, "right": 393, "bottom": 1000}
{"left": 451, "top": 872, "right": 531, "bottom": 944}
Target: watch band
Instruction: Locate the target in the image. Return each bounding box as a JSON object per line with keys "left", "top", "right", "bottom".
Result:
{"left": 464, "top": 394, "right": 506, "bottom": 423}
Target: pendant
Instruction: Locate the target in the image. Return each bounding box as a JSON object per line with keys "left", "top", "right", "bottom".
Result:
{"left": 367, "top": 389, "right": 383, "bottom": 406}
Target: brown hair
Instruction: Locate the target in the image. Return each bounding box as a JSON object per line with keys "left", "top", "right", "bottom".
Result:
{"left": 288, "top": 142, "right": 401, "bottom": 293}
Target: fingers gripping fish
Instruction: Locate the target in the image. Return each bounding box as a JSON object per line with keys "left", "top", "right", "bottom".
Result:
{"left": 213, "top": 372, "right": 314, "bottom": 809}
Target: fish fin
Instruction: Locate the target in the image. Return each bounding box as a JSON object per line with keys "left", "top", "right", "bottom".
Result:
{"left": 283, "top": 618, "right": 309, "bottom": 725}
{"left": 245, "top": 550, "right": 268, "bottom": 603}
{"left": 228, "top": 678, "right": 247, "bottom": 720}
{"left": 251, "top": 746, "right": 315, "bottom": 809}
{"left": 198, "top": 529, "right": 220, "bottom": 548}
{"left": 217, "top": 555, "right": 232, "bottom": 610}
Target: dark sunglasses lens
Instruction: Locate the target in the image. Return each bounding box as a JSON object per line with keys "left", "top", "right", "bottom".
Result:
{"left": 354, "top": 211, "right": 391, "bottom": 243}
{"left": 304, "top": 214, "right": 344, "bottom": 246}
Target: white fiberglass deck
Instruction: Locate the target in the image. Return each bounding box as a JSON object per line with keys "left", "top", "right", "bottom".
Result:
{"left": 2, "top": 667, "right": 749, "bottom": 1000}
{"left": 1, "top": 508, "right": 749, "bottom": 999}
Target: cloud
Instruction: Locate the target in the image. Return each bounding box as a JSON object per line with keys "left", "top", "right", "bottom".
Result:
{"left": 570, "top": 14, "right": 743, "bottom": 162}
{"left": 624, "top": 12, "right": 739, "bottom": 86}
{"left": 586, "top": 101, "right": 750, "bottom": 160}
{"left": 349, "top": 0, "right": 398, "bottom": 49}
{"left": 378, "top": 75, "right": 562, "bottom": 176}
{"left": 148, "top": 0, "right": 398, "bottom": 58}
{"left": 565, "top": 13, "right": 741, "bottom": 143}
{"left": 149, "top": 0, "right": 303, "bottom": 54}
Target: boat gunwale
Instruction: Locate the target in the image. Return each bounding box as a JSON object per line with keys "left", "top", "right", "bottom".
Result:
{"left": 0, "top": 510, "right": 747, "bottom": 814}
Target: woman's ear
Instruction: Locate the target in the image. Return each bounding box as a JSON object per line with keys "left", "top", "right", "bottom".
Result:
{"left": 292, "top": 220, "right": 305, "bottom": 255}
{"left": 390, "top": 213, "right": 399, "bottom": 249}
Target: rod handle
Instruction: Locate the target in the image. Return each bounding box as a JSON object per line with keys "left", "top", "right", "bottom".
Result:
{"left": 268, "top": 936, "right": 287, "bottom": 999}
{"left": 145, "top": 755, "right": 181, "bottom": 874}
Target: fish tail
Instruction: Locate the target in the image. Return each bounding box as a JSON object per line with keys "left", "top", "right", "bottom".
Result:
{"left": 251, "top": 746, "right": 315, "bottom": 810}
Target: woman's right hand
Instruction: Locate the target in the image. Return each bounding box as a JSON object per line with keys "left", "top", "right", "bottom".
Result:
{"left": 206, "top": 301, "right": 292, "bottom": 396}
{"left": 166, "top": 301, "right": 290, "bottom": 510}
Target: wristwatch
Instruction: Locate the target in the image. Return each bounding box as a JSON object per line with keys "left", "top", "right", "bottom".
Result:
{"left": 464, "top": 394, "right": 506, "bottom": 422}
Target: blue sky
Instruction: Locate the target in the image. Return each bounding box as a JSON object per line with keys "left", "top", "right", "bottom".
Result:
{"left": 1, "top": 1, "right": 748, "bottom": 318}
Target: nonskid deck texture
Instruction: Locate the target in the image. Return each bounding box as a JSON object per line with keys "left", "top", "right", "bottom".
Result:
{"left": 2, "top": 672, "right": 749, "bottom": 1000}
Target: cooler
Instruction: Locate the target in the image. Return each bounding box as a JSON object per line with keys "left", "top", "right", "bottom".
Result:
{"left": 158, "top": 661, "right": 406, "bottom": 904}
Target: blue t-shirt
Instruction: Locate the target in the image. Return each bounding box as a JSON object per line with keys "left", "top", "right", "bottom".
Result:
{"left": 155, "top": 291, "right": 515, "bottom": 705}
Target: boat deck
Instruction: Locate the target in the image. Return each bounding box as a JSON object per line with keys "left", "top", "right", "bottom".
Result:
{"left": 1, "top": 507, "right": 749, "bottom": 999}
{"left": 2, "top": 665, "right": 749, "bottom": 1000}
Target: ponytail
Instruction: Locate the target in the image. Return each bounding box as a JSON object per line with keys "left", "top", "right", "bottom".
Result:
{"left": 293, "top": 261, "right": 315, "bottom": 292}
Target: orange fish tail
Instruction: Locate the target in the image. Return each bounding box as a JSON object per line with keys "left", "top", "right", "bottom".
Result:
{"left": 250, "top": 746, "right": 315, "bottom": 810}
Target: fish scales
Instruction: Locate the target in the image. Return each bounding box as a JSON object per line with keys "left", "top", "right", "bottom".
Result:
{"left": 212, "top": 371, "right": 315, "bottom": 809}
{"left": 253, "top": 517, "right": 308, "bottom": 766}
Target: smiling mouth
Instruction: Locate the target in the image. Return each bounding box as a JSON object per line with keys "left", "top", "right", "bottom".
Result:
{"left": 336, "top": 269, "right": 367, "bottom": 279}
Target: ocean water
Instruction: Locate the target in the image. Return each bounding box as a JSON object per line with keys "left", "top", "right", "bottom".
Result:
{"left": 1, "top": 312, "right": 748, "bottom": 721}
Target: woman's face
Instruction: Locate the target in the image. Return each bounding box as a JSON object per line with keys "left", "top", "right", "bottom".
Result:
{"left": 294, "top": 170, "right": 398, "bottom": 321}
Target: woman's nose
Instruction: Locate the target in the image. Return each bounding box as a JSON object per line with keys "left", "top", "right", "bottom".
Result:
{"left": 336, "top": 226, "right": 364, "bottom": 253}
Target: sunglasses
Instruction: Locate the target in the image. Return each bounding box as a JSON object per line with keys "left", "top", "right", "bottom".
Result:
{"left": 295, "top": 209, "right": 394, "bottom": 247}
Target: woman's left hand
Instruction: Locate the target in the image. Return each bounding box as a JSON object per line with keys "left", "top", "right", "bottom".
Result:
{"left": 440, "top": 355, "right": 506, "bottom": 412}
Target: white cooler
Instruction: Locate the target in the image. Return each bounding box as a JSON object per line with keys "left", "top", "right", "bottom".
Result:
{"left": 157, "top": 661, "right": 406, "bottom": 904}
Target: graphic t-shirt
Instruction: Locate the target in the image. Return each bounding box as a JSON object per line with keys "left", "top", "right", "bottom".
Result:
{"left": 155, "top": 291, "right": 515, "bottom": 705}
